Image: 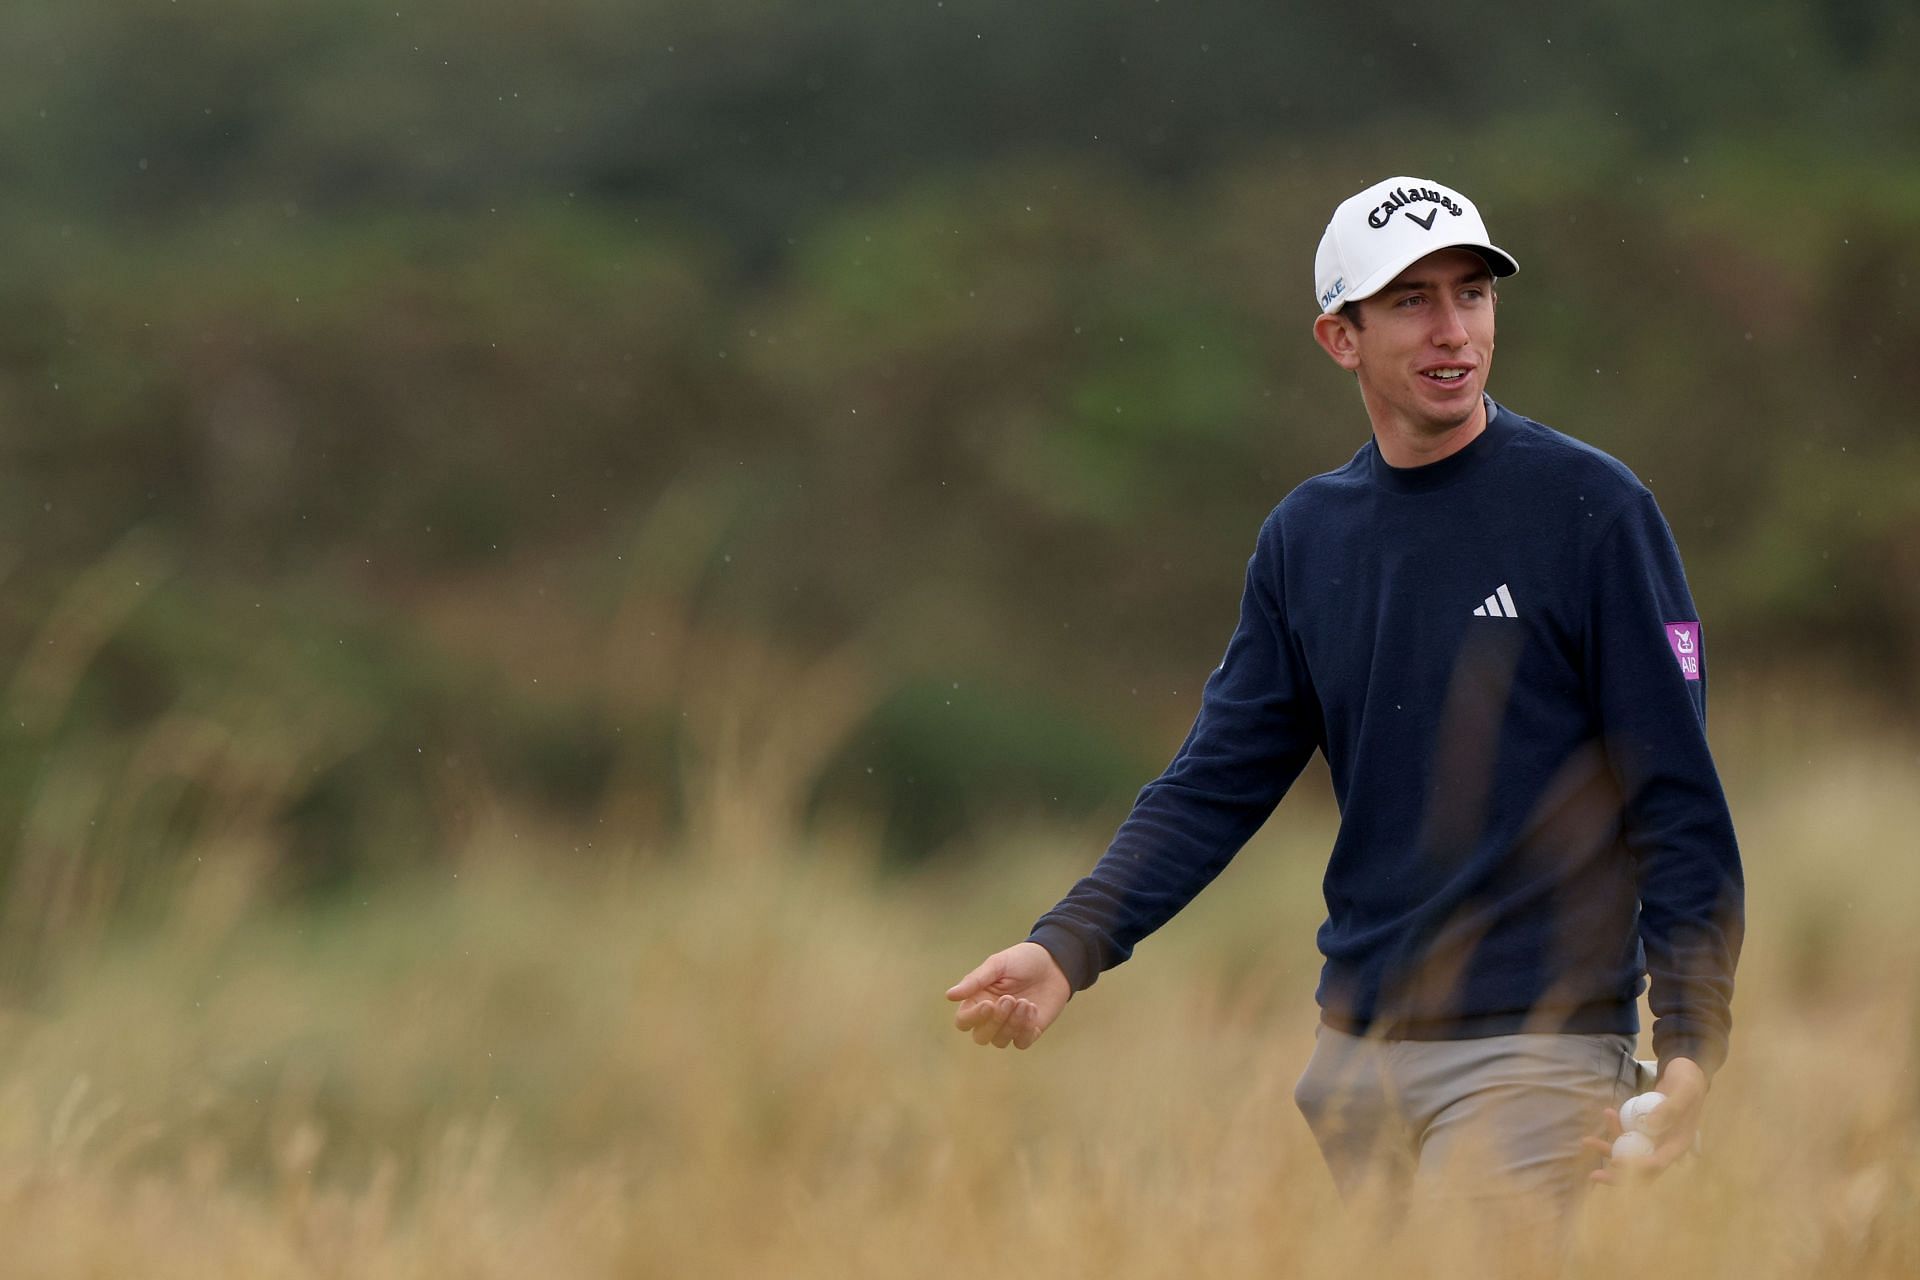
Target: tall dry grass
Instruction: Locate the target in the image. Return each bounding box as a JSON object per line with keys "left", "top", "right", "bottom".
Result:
{"left": 0, "top": 709, "right": 1914, "bottom": 1276}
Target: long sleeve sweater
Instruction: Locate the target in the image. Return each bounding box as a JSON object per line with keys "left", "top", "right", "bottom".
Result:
{"left": 1029, "top": 399, "right": 1745, "bottom": 1075}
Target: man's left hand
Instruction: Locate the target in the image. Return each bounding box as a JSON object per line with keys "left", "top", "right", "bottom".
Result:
{"left": 1585, "top": 1056, "right": 1709, "bottom": 1184}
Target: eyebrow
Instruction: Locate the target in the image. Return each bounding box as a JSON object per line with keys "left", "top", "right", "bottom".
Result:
{"left": 1382, "top": 270, "right": 1494, "bottom": 295}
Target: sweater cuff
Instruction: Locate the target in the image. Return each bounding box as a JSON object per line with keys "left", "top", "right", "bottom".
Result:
{"left": 1027, "top": 923, "right": 1101, "bottom": 993}
{"left": 1653, "top": 1032, "right": 1728, "bottom": 1082}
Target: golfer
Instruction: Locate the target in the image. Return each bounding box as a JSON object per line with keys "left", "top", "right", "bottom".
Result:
{"left": 946, "top": 176, "right": 1744, "bottom": 1221}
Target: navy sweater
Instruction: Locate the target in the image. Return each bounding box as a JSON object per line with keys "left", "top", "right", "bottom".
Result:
{"left": 1030, "top": 400, "right": 1744, "bottom": 1074}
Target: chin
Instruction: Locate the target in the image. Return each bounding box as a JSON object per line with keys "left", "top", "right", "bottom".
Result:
{"left": 1410, "top": 402, "right": 1477, "bottom": 433}
{"left": 1421, "top": 383, "right": 1484, "bottom": 428}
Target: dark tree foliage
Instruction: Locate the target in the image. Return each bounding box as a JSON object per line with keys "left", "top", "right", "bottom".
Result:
{"left": 0, "top": 0, "right": 1915, "bottom": 884}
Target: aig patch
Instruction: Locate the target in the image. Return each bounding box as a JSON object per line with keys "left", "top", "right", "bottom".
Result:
{"left": 1665, "top": 622, "right": 1702, "bottom": 681}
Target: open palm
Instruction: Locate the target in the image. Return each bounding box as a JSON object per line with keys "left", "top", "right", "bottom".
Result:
{"left": 946, "top": 942, "right": 1072, "bottom": 1049}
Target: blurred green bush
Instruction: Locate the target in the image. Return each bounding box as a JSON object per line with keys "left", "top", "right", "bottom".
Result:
{"left": 1, "top": 0, "right": 1916, "bottom": 930}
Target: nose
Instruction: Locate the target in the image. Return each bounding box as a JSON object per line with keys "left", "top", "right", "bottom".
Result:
{"left": 1431, "top": 298, "right": 1470, "bottom": 348}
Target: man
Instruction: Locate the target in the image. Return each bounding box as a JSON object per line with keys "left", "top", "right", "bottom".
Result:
{"left": 945, "top": 176, "right": 1744, "bottom": 1222}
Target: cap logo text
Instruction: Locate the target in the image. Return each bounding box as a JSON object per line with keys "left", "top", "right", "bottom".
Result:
{"left": 1319, "top": 276, "right": 1346, "bottom": 308}
{"left": 1366, "top": 186, "right": 1464, "bottom": 230}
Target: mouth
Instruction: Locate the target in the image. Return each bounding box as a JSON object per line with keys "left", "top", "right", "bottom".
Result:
{"left": 1419, "top": 364, "right": 1475, "bottom": 386}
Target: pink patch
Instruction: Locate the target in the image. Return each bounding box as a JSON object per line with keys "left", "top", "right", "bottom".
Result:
{"left": 1665, "top": 622, "right": 1702, "bottom": 681}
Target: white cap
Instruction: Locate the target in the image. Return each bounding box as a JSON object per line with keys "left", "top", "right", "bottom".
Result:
{"left": 1314, "top": 177, "right": 1518, "bottom": 314}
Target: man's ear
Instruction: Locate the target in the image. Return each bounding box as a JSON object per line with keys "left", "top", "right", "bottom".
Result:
{"left": 1312, "top": 310, "right": 1363, "bottom": 371}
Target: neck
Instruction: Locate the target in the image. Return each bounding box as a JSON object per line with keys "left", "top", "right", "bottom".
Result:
{"left": 1367, "top": 395, "right": 1489, "bottom": 470}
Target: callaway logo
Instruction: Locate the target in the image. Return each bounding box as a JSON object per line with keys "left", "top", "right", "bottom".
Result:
{"left": 1367, "top": 186, "right": 1464, "bottom": 230}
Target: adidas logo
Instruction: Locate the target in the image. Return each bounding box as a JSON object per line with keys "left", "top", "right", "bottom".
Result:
{"left": 1472, "top": 584, "right": 1519, "bottom": 618}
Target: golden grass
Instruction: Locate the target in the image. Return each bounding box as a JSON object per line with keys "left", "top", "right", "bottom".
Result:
{"left": 0, "top": 727, "right": 1915, "bottom": 1276}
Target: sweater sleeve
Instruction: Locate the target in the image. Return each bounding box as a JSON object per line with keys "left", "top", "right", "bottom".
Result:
{"left": 1028, "top": 513, "right": 1323, "bottom": 991}
{"left": 1586, "top": 490, "right": 1745, "bottom": 1077}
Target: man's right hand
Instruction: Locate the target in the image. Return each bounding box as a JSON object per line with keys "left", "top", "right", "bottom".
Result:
{"left": 946, "top": 941, "right": 1073, "bottom": 1049}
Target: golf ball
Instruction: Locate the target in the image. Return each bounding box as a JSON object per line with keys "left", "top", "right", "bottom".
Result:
{"left": 1618, "top": 1091, "right": 1670, "bottom": 1135}
{"left": 1611, "top": 1130, "right": 1657, "bottom": 1161}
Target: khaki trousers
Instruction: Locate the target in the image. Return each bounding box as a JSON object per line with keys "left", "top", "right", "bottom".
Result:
{"left": 1293, "top": 1024, "right": 1641, "bottom": 1248}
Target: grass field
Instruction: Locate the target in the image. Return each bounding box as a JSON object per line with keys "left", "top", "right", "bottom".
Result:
{"left": 0, "top": 707, "right": 1915, "bottom": 1277}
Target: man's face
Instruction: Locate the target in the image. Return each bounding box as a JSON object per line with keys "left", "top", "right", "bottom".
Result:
{"left": 1313, "top": 247, "right": 1497, "bottom": 438}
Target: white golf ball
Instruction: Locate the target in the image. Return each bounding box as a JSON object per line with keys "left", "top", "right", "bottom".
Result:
{"left": 1611, "top": 1130, "right": 1657, "bottom": 1161}
{"left": 1618, "top": 1091, "right": 1670, "bottom": 1135}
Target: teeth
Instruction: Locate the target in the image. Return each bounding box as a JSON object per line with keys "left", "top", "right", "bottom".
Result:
{"left": 1427, "top": 369, "right": 1466, "bottom": 381}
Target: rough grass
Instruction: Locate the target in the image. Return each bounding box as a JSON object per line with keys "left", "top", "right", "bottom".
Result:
{"left": 0, "top": 727, "right": 1915, "bottom": 1277}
